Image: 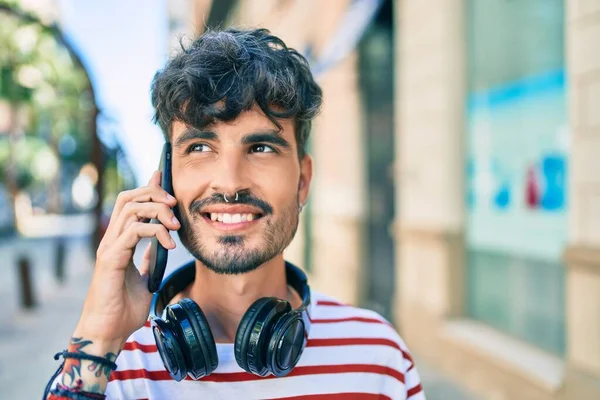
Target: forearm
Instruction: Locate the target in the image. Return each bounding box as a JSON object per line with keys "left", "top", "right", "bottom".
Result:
{"left": 46, "top": 335, "right": 123, "bottom": 399}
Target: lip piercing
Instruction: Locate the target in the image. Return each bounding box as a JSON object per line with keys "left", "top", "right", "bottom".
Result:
{"left": 223, "top": 192, "right": 239, "bottom": 203}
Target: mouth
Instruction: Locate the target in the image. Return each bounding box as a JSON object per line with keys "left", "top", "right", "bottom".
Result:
{"left": 195, "top": 201, "right": 269, "bottom": 232}
{"left": 202, "top": 212, "right": 264, "bottom": 224}
{"left": 200, "top": 212, "right": 265, "bottom": 232}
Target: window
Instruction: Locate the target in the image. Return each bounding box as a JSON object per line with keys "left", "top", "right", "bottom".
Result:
{"left": 465, "top": 0, "right": 567, "bottom": 355}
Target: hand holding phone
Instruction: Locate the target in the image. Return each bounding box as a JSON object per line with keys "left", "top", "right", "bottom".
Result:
{"left": 148, "top": 143, "right": 174, "bottom": 293}
{"left": 72, "top": 143, "right": 179, "bottom": 352}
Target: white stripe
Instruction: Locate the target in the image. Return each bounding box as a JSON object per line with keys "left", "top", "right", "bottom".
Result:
{"left": 310, "top": 320, "right": 400, "bottom": 341}
{"left": 125, "top": 326, "right": 155, "bottom": 345}
{"left": 106, "top": 376, "right": 151, "bottom": 400}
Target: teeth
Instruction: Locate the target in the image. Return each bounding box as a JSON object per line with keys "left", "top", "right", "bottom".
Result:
{"left": 210, "top": 213, "right": 257, "bottom": 224}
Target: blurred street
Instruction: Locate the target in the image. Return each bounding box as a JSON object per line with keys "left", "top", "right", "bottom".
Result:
{"left": 0, "top": 235, "right": 479, "bottom": 400}
{"left": 0, "top": 235, "right": 94, "bottom": 400}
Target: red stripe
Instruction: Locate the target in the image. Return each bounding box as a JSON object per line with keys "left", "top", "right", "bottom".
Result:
{"left": 123, "top": 337, "right": 401, "bottom": 354}
{"left": 123, "top": 341, "right": 158, "bottom": 352}
{"left": 311, "top": 317, "right": 389, "bottom": 325}
{"left": 316, "top": 300, "right": 347, "bottom": 306}
{"left": 402, "top": 349, "right": 415, "bottom": 371}
{"left": 111, "top": 363, "right": 404, "bottom": 383}
{"left": 407, "top": 383, "right": 423, "bottom": 398}
{"left": 276, "top": 394, "right": 392, "bottom": 400}
{"left": 308, "top": 338, "right": 401, "bottom": 351}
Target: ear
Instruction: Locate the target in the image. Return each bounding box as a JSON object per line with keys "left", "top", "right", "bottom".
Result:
{"left": 298, "top": 154, "right": 313, "bottom": 206}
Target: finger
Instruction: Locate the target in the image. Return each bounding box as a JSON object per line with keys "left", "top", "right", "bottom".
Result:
{"left": 110, "top": 186, "right": 177, "bottom": 226}
{"left": 138, "top": 242, "right": 152, "bottom": 276}
{"left": 118, "top": 221, "right": 176, "bottom": 251}
{"left": 115, "top": 202, "right": 180, "bottom": 234}
{"left": 118, "top": 185, "right": 176, "bottom": 210}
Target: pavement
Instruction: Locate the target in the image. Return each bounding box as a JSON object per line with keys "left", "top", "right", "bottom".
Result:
{"left": 0, "top": 235, "right": 480, "bottom": 400}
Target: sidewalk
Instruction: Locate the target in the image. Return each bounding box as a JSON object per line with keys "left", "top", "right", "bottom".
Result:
{"left": 0, "top": 235, "right": 479, "bottom": 399}
{"left": 416, "top": 358, "right": 480, "bottom": 400}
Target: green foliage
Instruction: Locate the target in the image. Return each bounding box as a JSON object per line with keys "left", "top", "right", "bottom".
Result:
{"left": 0, "top": 2, "right": 136, "bottom": 218}
{"left": 0, "top": 135, "right": 56, "bottom": 186}
{"left": 0, "top": 2, "right": 93, "bottom": 197}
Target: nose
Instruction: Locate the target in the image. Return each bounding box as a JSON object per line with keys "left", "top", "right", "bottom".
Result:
{"left": 210, "top": 152, "right": 249, "bottom": 196}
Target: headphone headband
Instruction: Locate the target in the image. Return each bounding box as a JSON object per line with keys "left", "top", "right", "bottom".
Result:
{"left": 150, "top": 261, "right": 311, "bottom": 320}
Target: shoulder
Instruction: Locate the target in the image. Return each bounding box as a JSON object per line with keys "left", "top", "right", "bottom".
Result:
{"left": 309, "top": 291, "right": 426, "bottom": 399}
{"left": 309, "top": 290, "right": 409, "bottom": 354}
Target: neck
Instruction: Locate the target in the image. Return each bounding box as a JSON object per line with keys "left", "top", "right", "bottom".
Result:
{"left": 183, "top": 254, "right": 298, "bottom": 343}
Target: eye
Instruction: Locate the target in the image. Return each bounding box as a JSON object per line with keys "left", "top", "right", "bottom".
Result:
{"left": 250, "top": 144, "right": 275, "bottom": 153}
{"left": 188, "top": 143, "right": 212, "bottom": 153}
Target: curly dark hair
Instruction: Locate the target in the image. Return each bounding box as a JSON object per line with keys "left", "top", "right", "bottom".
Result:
{"left": 150, "top": 27, "right": 323, "bottom": 159}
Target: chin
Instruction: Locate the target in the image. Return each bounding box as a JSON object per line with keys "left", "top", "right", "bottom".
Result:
{"left": 179, "top": 233, "right": 271, "bottom": 275}
{"left": 197, "top": 247, "right": 273, "bottom": 275}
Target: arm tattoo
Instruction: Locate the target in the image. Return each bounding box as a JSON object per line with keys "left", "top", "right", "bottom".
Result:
{"left": 61, "top": 337, "right": 93, "bottom": 385}
{"left": 60, "top": 337, "right": 118, "bottom": 386}
{"left": 88, "top": 352, "right": 118, "bottom": 379}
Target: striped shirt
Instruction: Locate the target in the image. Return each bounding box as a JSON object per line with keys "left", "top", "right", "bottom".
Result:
{"left": 105, "top": 291, "right": 425, "bottom": 399}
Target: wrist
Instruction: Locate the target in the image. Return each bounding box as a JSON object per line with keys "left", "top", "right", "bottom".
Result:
{"left": 51, "top": 336, "right": 120, "bottom": 397}
{"left": 72, "top": 326, "right": 127, "bottom": 354}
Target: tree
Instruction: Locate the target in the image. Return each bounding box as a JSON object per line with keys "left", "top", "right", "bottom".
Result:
{"left": 0, "top": 0, "right": 93, "bottom": 224}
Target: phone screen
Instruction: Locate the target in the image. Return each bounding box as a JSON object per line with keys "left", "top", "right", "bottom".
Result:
{"left": 147, "top": 143, "right": 173, "bottom": 293}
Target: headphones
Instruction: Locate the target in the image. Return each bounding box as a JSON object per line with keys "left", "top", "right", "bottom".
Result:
{"left": 150, "top": 261, "right": 312, "bottom": 381}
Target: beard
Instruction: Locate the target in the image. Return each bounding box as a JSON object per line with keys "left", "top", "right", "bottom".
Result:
{"left": 176, "top": 190, "right": 300, "bottom": 275}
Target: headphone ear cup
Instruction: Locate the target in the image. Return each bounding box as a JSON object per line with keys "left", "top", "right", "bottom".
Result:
{"left": 234, "top": 297, "right": 291, "bottom": 376}
{"left": 175, "top": 298, "right": 219, "bottom": 379}
{"left": 266, "top": 312, "right": 307, "bottom": 377}
{"left": 151, "top": 317, "right": 188, "bottom": 382}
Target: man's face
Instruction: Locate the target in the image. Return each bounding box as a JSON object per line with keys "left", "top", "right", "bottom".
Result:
{"left": 170, "top": 106, "right": 312, "bottom": 274}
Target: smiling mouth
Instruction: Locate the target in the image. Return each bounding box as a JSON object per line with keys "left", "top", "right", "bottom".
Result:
{"left": 202, "top": 212, "right": 264, "bottom": 224}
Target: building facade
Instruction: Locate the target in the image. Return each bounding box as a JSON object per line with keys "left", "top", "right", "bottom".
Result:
{"left": 394, "top": 1, "right": 600, "bottom": 399}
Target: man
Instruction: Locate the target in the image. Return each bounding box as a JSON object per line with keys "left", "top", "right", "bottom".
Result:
{"left": 46, "top": 28, "right": 425, "bottom": 399}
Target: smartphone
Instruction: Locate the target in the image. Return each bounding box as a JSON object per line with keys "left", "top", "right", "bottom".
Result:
{"left": 147, "top": 143, "right": 173, "bottom": 293}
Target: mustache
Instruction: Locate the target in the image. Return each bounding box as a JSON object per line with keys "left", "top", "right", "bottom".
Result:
{"left": 188, "top": 190, "right": 274, "bottom": 215}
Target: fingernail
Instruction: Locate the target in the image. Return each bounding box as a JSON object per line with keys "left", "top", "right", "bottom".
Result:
{"left": 172, "top": 216, "right": 180, "bottom": 225}
{"left": 166, "top": 194, "right": 175, "bottom": 201}
{"left": 170, "top": 238, "right": 176, "bottom": 247}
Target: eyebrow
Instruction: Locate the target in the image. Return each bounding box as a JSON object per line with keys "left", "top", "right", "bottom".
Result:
{"left": 242, "top": 130, "right": 291, "bottom": 149}
{"left": 173, "top": 128, "right": 217, "bottom": 148}
{"left": 174, "top": 127, "right": 291, "bottom": 149}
